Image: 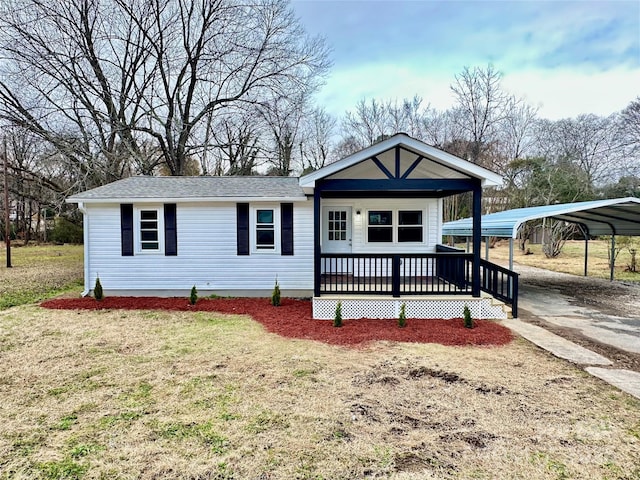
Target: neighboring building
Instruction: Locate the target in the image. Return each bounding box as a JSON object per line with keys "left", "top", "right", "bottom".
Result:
{"left": 69, "top": 133, "right": 515, "bottom": 319}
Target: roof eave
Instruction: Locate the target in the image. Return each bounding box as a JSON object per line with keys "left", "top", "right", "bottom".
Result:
{"left": 67, "top": 195, "right": 309, "bottom": 204}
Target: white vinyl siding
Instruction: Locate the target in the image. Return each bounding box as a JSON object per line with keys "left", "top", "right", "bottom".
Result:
{"left": 83, "top": 201, "right": 313, "bottom": 294}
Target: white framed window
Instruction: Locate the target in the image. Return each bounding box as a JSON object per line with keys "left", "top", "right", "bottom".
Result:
{"left": 398, "top": 210, "right": 423, "bottom": 242}
{"left": 367, "top": 210, "right": 393, "bottom": 242}
{"left": 251, "top": 206, "right": 280, "bottom": 253}
{"left": 327, "top": 210, "right": 348, "bottom": 241}
{"left": 135, "top": 207, "right": 164, "bottom": 253}
{"left": 366, "top": 209, "right": 424, "bottom": 244}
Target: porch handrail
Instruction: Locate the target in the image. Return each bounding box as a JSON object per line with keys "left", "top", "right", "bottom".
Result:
{"left": 318, "top": 250, "right": 519, "bottom": 317}
{"left": 437, "top": 245, "right": 519, "bottom": 316}
{"left": 479, "top": 259, "right": 519, "bottom": 317}
{"left": 319, "top": 252, "right": 474, "bottom": 297}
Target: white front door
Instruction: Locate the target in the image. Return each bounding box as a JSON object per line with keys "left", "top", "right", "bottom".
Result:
{"left": 322, "top": 207, "right": 352, "bottom": 253}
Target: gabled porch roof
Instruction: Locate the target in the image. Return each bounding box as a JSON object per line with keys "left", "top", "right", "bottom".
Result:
{"left": 300, "top": 133, "right": 503, "bottom": 192}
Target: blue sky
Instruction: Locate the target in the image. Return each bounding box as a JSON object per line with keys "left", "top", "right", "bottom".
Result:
{"left": 292, "top": 0, "right": 640, "bottom": 119}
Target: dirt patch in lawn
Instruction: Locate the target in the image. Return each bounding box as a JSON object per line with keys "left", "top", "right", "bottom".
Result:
{"left": 41, "top": 296, "right": 512, "bottom": 347}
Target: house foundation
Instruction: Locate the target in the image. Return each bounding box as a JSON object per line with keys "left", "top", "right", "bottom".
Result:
{"left": 312, "top": 295, "right": 510, "bottom": 320}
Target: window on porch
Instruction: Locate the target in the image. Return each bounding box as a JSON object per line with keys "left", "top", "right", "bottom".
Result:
{"left": 366, "top": 209, "right": 424, "bottom": 243}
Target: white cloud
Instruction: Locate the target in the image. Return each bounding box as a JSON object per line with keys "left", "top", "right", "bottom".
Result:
{"left": 316, "top": 63, "right": 456, "bottom": 117}
{"left": 501, "top": 67, "right": 640, "bottom": 119}
{"left": 315, "top": 62, "right": 640, "bottom": 121}
{"left": 299, "top": 1, "right": 639, "bottom": 120}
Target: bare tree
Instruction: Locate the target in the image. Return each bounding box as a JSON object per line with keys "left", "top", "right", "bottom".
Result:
{"left": 420, "top": 108, "right": 461, "bottom": 150}
{"left": 497, "top": 98, "right": 539, "bottom": 165}
{"left": 535, "top": 114, "right": 622, "bottom": 192}
{"left": 333, "top": 135, "right": 362, "bottom": 159}
{"left": 0, "top": 0, "right": 330, "bottom": 182}
{"left": 619, "top": 97, "right": 640, "bottom": 159}
{"left": 386, "top": 96, "right": 429, "bottom": 138}
{"left": 450, "top": 64, "right": 510, "bottom": 167}
{"left": 0, "top": 127, "right": 74, "bottom": 243}
{"left": 258, "top": 93, "right": 309, "bottom": 176}
{"left": 341, "top": 98, "right": 391, "bottom": 149}
{"left": 206, "top": 111, "right": 263, "bottom": 176}
{"left": 299, "top": 107, "right": 337, "bottom": 173}
{"left": 340, "top": 95, "right": 437, "bottom": 151}
{"left": 0, "top": 0, "right": 152, "bottom": 189}
{"left": 121, "top": 0, "right": 329, "bottom": 176}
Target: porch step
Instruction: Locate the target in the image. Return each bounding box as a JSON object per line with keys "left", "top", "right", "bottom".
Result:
{"left": 488, "top": 297, "right": 513, "bottom": 319}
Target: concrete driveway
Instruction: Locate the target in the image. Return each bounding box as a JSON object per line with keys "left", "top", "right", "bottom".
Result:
{"left": 505, "top": 264, "right": 640, "bottom": 399}
{"left": 518, "top": 281, "right": 640, "bottom": 355}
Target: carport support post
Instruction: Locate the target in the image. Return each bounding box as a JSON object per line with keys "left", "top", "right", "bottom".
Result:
{"left": 584, "top": 237, "right": 589, "bottom": 276}
{"left": 610, "top": 234, "right": 616, "bottom": 281}
{"left": 576, "top": 224, "right": 589, "bottom": 277}
{"left": 509, "top": 237, "right": 514, "bottom": 271}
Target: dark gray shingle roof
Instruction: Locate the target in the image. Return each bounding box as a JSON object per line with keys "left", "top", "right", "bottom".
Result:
{"left": 68, "top": 176, "right": 306, "bottom": 202}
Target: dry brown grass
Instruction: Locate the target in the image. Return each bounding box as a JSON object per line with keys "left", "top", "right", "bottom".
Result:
{"left": 485, "top": 239, "right": 640, "bottom": 282}
{"left": 1, "top": 305, "right": 638, "bottom": 479}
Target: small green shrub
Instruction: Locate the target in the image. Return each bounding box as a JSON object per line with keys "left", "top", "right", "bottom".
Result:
{"left": 190, "top": 285, "right": 198, "bottom": 305}
{"left": 271, "top": 278, "right": 281, "bottom": 306}
{"left": 398, "top": 302, "right": 407, "bottom": 328}
{"left": 94, "top": 277, "right": 103, "bottom": 301}
{"left": 463, "top": 304, "right": 474, "bottom": 329}
{"left": 333, "top": 301, "right": 342, "bottom": 328}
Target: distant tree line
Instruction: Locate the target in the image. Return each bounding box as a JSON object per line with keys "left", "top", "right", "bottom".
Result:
{"left": 0, "top": 1, "right": 638, "bottom": 244}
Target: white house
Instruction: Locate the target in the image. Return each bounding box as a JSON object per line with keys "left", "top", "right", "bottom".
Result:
{"left": 68, "top": 133, "right": 516, "bottom": 319}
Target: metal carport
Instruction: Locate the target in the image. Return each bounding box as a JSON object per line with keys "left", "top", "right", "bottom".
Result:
{"left": 442, "top": 197, "right": 640, "bottom": 280}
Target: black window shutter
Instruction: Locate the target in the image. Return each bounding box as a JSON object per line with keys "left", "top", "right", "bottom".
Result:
{"left": 281, "top": 203, "right": 294, "bottom": 256}
{"left": 237, "top": 203, "right": 249, "bottom": 255}
{"left": 164, "top": 203, "right": 177, "bottom": 256}
{"left": 120, "top": 204, "right": 134, "bottom": 256}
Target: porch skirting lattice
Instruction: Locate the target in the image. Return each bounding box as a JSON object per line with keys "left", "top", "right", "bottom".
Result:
{"left": 312, "top": 295, "right": 508, "bottom": 321}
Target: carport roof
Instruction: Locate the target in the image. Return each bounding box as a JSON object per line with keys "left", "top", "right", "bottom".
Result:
{"left": 442, "top": 197, "right": 640, "bottom": 238}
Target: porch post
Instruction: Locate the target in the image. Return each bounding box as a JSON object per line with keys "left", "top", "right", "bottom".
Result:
{"left": 313, "top": 187, "right": 321, "bottom": 296}
{"left": 472, "top": 182, "right": 482, "bottom": 297}
{"left": 392, "top": 255, "right": 401, "bottom": 297}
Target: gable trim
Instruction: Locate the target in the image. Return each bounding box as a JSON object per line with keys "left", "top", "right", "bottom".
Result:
{"left": 299, "top": 133, "right": 503, "bottom": 188}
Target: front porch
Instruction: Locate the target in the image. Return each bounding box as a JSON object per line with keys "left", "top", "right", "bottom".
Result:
{"left": 314, "top": 248, "right": 517, "bottom": 320}
{"left": 298, "top": 133, "right": 515, "bottom": 320}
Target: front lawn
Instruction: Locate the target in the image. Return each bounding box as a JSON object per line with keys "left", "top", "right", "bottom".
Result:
{"left": 0, "top": 304, "right": 638, "bottom": 478}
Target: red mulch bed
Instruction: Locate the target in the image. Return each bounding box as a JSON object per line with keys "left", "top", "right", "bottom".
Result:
{"left": 40, "top": 297, "right": 513, "bottom": 347}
